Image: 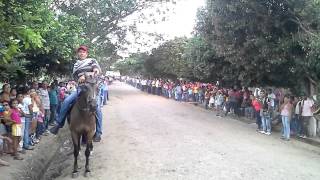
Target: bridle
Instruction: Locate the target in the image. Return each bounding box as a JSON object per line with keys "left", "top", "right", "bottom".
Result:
{"left": 76, "top": 72, "right": 99, "bottom": 112}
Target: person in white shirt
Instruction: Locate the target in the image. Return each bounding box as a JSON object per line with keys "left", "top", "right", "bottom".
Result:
{"left": 300, "top": 95, "right": 314, "bottom": 138}
{"left": 39, "top": 81, "right": 50, "bottom": 134}
{"left": 267, "top": 89, "right": 276, "bottom": 110}
{"left": 294, "top": 97, "right": 303, "bottom": 137}
{"left": 20, "top": 88, "right": 34, "bottom": 150}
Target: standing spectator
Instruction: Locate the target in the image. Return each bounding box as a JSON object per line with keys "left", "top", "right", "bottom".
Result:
{"left": 294, "top": 96, "right": 303, "bottom": 137}
{"left": 0, "top": 84, "right": 11, "bottom": 102}
{"left": 1, "top": 101, "right": 13, "bottom": 154}
{"left": 259, "top": 90, "right": 272, "bottom": 135}
{"left": 141, "top": 79, "right": 147, "bottom": 92}
{"left": 268, "top": 89, "right": 276, "bottom": 112}
{"left": 39, "top": 81, "right": 50, "bottom": 134}
{"left": 32, "top": 81, "right": 39, "bottom": 91}
{"left": 188, "top": 86, "right": 193, "bottom": 102}
{"left": 204, "top": 89, "right": 211, "bottom": 109}
{"left": 9, "top": 99, "right": 24, "bottom": 160}
{"left": 193, "top": 84, "right": 199, "bottom": 102}
{"left": 300, "top": 95, "right": 315, "bottom": 138}
{"left": 57, "top": 82, "right": 67, "bottom": 114}
{"left": 290, "top": 96, "right": 299, "bottom": 136}
{"left": 252, "top": 96, "right": 262, "bottom": 131}
{"left": 175, "top": 84, "right": 182, "bottom": 102}
{"left": 280, "top": 95, "right": 293, "bottom": 141}
{"left": 10, "top": 88, "right": 17, "bottom": 100}
{"left": 215, "top": 91, "right": 225, "bottom": 116}
{"left": 243, "top": 94, "right": 253, "bottom": 119}
{"left": 19, "top": 88, "right": 33, "bottom": 150}
{"left": 49, "top": 83, "right": 58, "bottom": 126}
{"left": 30, "top": 89, "right": 40, "bottom": 145}
{"left": 16, "top": 93, "right": 26, "bottom": 152}
{"left": 151, "top": 79, "right": 156, "bottom": 95}
{"left": 226, "top": 89, "right": 237, "bottom": 116}
{"left": 102, "top": 79, "right": 108, "bottom": 105}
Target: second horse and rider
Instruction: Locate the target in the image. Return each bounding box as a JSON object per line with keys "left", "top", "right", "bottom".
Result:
{"left": 50, "top": 45, "right": 104, "bottom": 142}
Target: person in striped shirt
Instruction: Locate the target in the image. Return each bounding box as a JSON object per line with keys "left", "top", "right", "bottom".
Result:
{"left": 50, "top": 46, "right": 103, "bottom": 142}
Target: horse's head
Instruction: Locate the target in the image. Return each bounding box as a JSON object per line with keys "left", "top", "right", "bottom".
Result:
{"left": 79, "top": 74, "right": 98, "bottom": 112}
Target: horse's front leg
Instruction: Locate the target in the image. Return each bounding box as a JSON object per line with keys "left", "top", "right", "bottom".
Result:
{"left": 84, "top": 137, "right": 93, "bottom": 177}
{"left": 72, "top": 133, "right": 80, "bottom": 178}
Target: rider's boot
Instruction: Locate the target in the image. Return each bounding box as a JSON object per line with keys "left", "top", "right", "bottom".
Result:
{"left": 93, "top": 134, "right": 101, "bottom": 142}
{"left": 50, "top": 125, "right": 60, "bottom": 135}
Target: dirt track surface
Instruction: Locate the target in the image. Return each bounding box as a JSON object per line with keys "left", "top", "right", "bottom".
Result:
{"left": 40, "top": 82, "right": 320, "bottom": 179}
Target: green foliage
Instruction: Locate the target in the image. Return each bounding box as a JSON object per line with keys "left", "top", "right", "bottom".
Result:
{"left": 195, "top": 0, "right": 320, "bottom": 88}
{"left": 114, "top": 53, "right": 148, "bottom": 76}
{"left": 1, "top": 0, "right": 171, "bottom": 80}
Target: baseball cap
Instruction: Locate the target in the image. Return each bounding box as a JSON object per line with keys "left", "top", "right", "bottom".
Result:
{"left": 77, "top": 45, "right": 88, "bottom": 52}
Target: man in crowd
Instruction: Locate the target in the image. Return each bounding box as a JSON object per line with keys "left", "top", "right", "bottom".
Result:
{"left": 300, "top": 94, "right": 315, "bottom": 138}
{"left": 39, "top": 81, "right": 50, "bottom": 135}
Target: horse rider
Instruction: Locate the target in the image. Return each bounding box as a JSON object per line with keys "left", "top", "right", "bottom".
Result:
{"left": 50, "top": 45, "right": 103, "bottom": 142}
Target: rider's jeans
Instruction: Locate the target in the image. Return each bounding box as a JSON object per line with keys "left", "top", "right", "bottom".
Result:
{"left": 56, "top": 91, "right": 78, "bottom": 128}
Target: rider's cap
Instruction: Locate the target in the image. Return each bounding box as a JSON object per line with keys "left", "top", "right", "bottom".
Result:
{"left": 77, "top": 45, "right": 88, "bottom": 52}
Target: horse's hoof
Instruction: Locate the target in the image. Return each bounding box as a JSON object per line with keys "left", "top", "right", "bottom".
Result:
{"left": 72, "top": 172, "right": 79, "bottom": 178}
{"left": 84, "top": 171, "right": 91, "bottom": 177}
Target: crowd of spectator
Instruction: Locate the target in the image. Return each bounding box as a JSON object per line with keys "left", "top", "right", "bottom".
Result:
{"left": 0, "top": 78, "right": 109, "bottom": 167}
{"left": 125, "top": 77, "right": 319, "bottom": 142}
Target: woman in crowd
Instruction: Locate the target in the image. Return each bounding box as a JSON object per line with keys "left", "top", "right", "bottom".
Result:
{"left": 30, "top": 89, "right": 40, "bottom": 145}
{"left": 0, "top": 84, "right": 11, "bottom": 103}
{"left": 280, "top": 95, "right": 293, "bottom": 141}
{"left": 10, "top": 88, "right": 17, "bottom": 100}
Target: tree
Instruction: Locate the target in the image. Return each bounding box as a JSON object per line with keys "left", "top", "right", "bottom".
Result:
{"left": 194, "top": 0, "right": 320, "bottom": 90}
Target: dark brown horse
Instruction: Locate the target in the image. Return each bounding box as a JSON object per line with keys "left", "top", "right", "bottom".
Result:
{"left": 69, "top": 74, "right": 98, "bottom": 178}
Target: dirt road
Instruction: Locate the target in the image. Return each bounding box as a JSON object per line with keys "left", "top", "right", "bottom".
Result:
{"left": 55, "top": 82, "right": 320, "bottom": 180}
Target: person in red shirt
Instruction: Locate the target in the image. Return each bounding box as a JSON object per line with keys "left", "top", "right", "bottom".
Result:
{"left": 252, "top": 96, "right": 262, "bottom": 131}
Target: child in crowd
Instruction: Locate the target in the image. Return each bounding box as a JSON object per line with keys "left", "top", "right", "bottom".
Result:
{"left": 9, "top": 99, "right": 24, "bottom": 160}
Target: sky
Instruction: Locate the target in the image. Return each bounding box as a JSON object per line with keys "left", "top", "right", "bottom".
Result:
{"left": 119, "top": 0, "right": 206, "bottom": 57}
